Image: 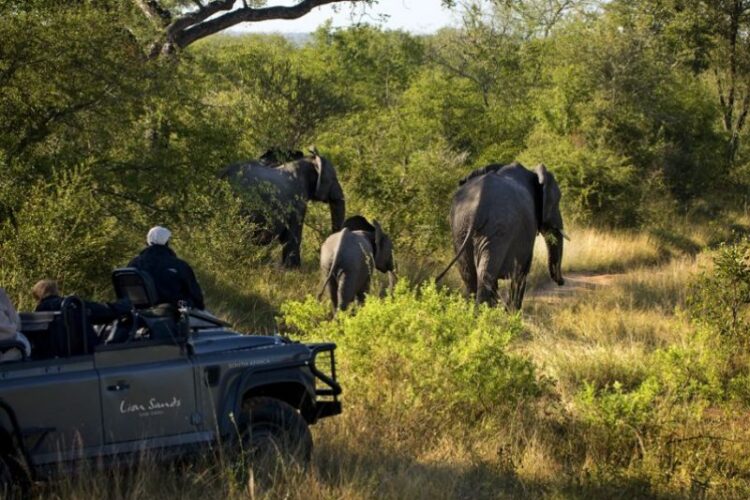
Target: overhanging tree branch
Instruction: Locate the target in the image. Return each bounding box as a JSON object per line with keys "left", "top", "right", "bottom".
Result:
{"left": 136, "top": 0, "right": 360, "bottom": 53}
{"left": 173, "top": 0, "right": 349, "bottom": 48}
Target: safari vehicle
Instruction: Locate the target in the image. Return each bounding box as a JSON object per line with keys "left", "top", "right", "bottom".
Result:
{"left": 0, "top": 268, "right": 342, "bottom": 492}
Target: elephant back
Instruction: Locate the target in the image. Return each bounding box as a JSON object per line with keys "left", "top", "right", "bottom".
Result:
{"left": 342, "top": 215, "right": 375, "bottom": 233}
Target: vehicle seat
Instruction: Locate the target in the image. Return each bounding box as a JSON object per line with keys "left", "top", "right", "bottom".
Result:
{"left": 111, "top": 268, "right": 178, "bottom": 342}
{"left": 20, "top": 311, "right": 59, "bottom": 359}
{"left": 61, "top": 296, "right": 89, "bottom": 356}
{"left": 112, "top": 268, "right": 159, "bottom": 309}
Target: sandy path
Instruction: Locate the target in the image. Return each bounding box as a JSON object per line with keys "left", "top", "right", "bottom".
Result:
{"left": 529, "top": 272, "right": 622, "bottom": 303}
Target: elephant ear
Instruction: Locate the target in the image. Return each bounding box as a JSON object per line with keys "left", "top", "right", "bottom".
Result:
{"left": 535, "top": 164, "right": 562, "bottom": 230}
{"left": 372, "top": 220, "right": 394, "bottom": 272}
{"left": 311, "top": 152, "right": 340, "bottom": 202}
{"left": 312, "top": 153, "right": 324, "bottom": 198}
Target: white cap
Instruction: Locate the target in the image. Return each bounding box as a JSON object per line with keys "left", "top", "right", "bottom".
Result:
{"left": 147, "top": 226, "right": 172, "bottom": 246}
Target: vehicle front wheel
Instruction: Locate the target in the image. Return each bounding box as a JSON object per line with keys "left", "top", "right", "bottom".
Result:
{"left": 238, "top": 397, "right": 313, "bottom": 476}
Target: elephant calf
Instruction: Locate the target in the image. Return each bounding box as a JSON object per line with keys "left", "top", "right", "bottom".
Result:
{"left": 319, "top": 216, "right": 395, "bottom": 311}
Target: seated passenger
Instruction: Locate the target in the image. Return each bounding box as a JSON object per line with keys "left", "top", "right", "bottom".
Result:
{"left": 32, "top": 279, "right": 129, "bottom": 350}
{"left": 0, "top": 287, "right": 31, "bottom": 362}
{"left": 128, "top": 226, "right": 205, "bottom": 310}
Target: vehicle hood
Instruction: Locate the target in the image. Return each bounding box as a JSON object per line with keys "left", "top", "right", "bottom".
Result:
{"left": 188, "top": 329, "right": 284, "bottom": 356}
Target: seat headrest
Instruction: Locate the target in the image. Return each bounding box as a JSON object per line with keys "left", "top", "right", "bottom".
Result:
{"left": 112, "top": 268, "right": 158, "bottom": 309}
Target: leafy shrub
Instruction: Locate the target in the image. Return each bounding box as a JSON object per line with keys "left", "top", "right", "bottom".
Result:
{"left": 520, "top": 129, "right": 640, "bottom": 227}
{"left": 688, "top": 238, "right": 750, "bottom": 345}
{"left": 280, "top": 281, "right": 539, "bottom": 428}
{"left": 681, "top": 238, "right": 750, "bottom": 403}
{"left": 180, "top": 183, "right": 261, "bottom": 276}
{"left": 0, "top": 166, "right": 133, "bottom": 309}
{"left": 318, "top": 110, "right": 465, "bottom": 255}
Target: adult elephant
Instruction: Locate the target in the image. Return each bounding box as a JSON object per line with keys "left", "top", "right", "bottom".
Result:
{"left": 221, "top": 149, "right": 346, "bottom": 267}
{"left": 437, "top": 162, "right": 568, "bottom": 310}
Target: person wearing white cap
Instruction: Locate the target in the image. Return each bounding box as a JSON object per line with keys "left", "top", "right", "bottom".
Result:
{"left": 147, "top": 225, "right": 172, "bottom": 246}
{"left": 128, "top": 226, "right": 205, "bottom": 310}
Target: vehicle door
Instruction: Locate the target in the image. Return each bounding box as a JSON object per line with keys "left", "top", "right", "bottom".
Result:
{"left": 0, "top": 356, "right": 102, "bottom": 464}
{"left": 95, "top": 340, "right": 198, "bottom": 444}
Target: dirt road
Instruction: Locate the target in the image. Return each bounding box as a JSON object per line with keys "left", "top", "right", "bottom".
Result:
{"left": 529, "top": 272, "right": 621, "bottom": 303}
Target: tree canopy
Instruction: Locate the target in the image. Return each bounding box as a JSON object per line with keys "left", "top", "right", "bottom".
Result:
{"left": 1, "top": 0, "right": 750, "bottom": 300}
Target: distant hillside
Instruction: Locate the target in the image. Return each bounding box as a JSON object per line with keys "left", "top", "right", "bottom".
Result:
{"left": 280, "top": 32, "right": 313, "bottom": 45}
{"left": 224, "top": 29, "right": 312, "bottom": 45}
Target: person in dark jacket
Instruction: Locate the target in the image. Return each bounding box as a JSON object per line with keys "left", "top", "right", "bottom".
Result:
{"left": 128, "top": 226, "right": 205, "bottom": 310}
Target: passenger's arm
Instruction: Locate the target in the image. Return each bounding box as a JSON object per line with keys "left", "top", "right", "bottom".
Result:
{"left": 86, "top": 299, "right": 132, "bottom": 324}
{"left": 85, "top": 301, "right": 118, "bottom": 324}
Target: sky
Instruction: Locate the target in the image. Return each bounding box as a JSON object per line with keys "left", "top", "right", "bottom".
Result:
{"left": 229, "top": 0, "right": 460, "bottom": 34}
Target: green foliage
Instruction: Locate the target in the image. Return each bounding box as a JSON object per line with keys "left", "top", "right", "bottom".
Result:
{"left": 578, "top": 377, "right": 660, "bottom": 437}
{"left": 194, "top": 35, "right": 343, "bottom": 154}
{"left": 0, "top": 166, "right": 134, "bottom": 309}
{"left": 688, "top": 238, "right": 750, "bottom": 344}
{"left": 0, "top": 2, "right": 152, "bottom": 178}
{"left": 520, "top": 129, "right": 639, "bottom": 226}
{"left": 281, "top": 281, "right": 539, "bottom": 425}
{"left": 524, "top": 13, "right": 724, "bottom": 221}
{"left": 305, "top": 25, "right": 425, "bottom": 110}
{"left": 4, "top": 3, "right": 750, "bottom": 496}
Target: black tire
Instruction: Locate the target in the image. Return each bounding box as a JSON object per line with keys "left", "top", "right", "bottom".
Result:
{"left": 238, "top": 397, "right": 313, "bottom": 474}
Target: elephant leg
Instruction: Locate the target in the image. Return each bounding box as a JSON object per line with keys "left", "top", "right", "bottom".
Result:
{"left": 337, "top": 275, "right": 357, "bottom": 311}
{"left": 456, "top": 238, "right": 477, "bottom": 298}
{"left": 508, "top": 257, "right": 532, "bottom": 311}
{"left": 280, "top": 225, "right": 302, "bottom": 268}
{"left": 509, "top": 273, "right": 527, "bottom": 311}
{"left": 475, "top": 243, "right": 505, "bottom": 307}
{"left": 475, "top": 258, "right": 498, "bottom": 307}
{"left": 355, "top": 275, "right": 370, "bottom": 305}
{"left": 327, "top": 277, "right": 339, "bottom": 311}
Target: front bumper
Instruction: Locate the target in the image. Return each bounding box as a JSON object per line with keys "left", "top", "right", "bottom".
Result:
{"left": 308, "top": 343, "right": 343, "bottom": 419}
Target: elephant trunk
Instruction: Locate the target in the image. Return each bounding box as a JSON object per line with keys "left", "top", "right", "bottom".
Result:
{"left": 329, "top": 194, "right": 346, "bottom": 233}
{"left": 545, "top": 229, "right": 565, "bottom": 286}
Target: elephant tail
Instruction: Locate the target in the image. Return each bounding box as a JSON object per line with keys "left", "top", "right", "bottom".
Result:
{"left": 317, "top": 229, "right": 347, "bottom": 300}
{"left": 435, "top": 227, "right": 473, "bottom": 283}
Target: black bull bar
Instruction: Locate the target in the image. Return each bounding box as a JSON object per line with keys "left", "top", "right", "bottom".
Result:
{"left": 308, "top": 343, "right": 342, "bottom": 419}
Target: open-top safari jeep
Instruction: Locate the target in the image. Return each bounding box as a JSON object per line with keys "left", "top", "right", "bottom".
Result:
{"left": 0, "top": 268, "right": 341, "bottom": 493}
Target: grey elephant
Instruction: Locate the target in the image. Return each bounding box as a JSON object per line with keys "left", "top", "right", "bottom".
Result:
{"left": 221, "top": 149, "right": 346, "bottom": 267}
{"left": 318, "top": 216, "right": 396, "bottom": 311}
{"left": 437, "top": 162, "right": 568, "bottom": 310}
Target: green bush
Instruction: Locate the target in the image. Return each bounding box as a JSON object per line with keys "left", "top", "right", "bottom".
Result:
{"left": 280, "top": 281, "right": 539, "bottom": 427}
{"left": 0, "top": 166, "right": 134, "bottom": 309}
{"left": 520, "top": 129, "right": 640, "bottom": 227}
{"left": 681, "top": 238, "right": 750, "bottom": 403}
{"left": 688, "top": 238, "right": 750, "bottom": 345}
